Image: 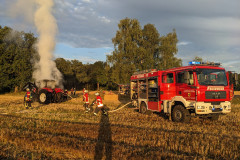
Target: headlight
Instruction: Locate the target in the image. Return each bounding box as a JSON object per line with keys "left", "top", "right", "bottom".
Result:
{"left": 197, "top": 106, "right": 205, "bottom": 109}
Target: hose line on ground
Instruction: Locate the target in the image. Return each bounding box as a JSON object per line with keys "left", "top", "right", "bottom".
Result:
{"left": 108, "top": 101, "right": 132, "bottom": 113}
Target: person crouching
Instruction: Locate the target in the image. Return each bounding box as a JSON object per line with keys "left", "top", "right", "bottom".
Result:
{"left": 93, "top": 92, "right": 107, "bottom": 116}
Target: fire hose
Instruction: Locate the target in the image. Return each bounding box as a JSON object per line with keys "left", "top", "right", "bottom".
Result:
{"left": 67, "top": 94, "right": 73, "bottom": 99}
{"left": 108, "top": 101, "right": 132, "bottom": 113}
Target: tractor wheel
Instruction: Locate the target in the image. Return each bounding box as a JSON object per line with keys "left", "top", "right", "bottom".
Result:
{"left": 172, "top": 105, "right": 190, "bottom": 122}
{"left": 140, "top": 102, "right": 147, "bottom": 114}
{"left": 55, "top": 92, "right": 63, "bottom": 103}
{"left": 39, "top": 90, "right": 51, "bottom": 104}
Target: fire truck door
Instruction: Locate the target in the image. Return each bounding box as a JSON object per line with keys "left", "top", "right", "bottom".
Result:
{"left": 160, "top": 72, "right": 176, "bottom": 100}
{"left": 176, "top": 71, "right": 196, "bottom": 101}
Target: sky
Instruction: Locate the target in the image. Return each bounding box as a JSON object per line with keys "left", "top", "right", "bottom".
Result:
{"left": 0, "top": 0, "right": 240, "bottom": 73}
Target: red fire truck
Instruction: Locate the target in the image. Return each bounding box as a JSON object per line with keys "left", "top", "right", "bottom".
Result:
{"left": 130, "top": 62, "right": 235, "bottom": 122}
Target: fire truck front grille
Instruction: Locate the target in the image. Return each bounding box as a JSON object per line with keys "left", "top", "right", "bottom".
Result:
{"left": 205, "top": 91, "right": 226, "bottom": 99}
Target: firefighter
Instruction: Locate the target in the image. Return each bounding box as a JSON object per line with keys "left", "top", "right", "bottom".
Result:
{"left": 93, "top": 92, "right": 107, "bottom": 116}
{"left": 83, "top": 88, "right": 85, "bottom": 94}
{"left": 24, "top": 88, "right": 32, "bottom": 109}
{"left": 63, "top": 89, "right": 68, "bottom": 101}
{"left": 74, "top": 88, "right": 76, "bottom": 95}
{"left": 83, "top": 90, "right": 90, "bottom": 112}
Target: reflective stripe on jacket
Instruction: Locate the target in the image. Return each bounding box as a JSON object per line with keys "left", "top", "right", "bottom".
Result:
{"left": 96, "top": 95, "right": 103, "bottom": 107}
{"left": 83, "top": 93, "right": 89, "bottom": 104}
{"left": 25, "top": 91, "right": 32, "bottom": 101}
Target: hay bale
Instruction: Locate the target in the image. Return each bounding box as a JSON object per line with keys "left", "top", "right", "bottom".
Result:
{"left": 234, "top": 91, "right": 240, "bottom": 95}
{"left": 104, "top": 94, "right": 119, "bottom": 102}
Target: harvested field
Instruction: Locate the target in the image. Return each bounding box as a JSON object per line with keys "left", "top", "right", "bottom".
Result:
{"left": 0, "top": 92, "right": 240, "bottom": 159}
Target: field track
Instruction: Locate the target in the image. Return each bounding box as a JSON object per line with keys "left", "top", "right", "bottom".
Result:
{"left": 0, "top": 93, "right": 240, "bottom": 159}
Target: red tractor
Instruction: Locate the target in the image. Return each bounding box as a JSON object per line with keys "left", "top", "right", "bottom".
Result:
{"left": 23, "top": 80, "right": 64, "bottom": 104}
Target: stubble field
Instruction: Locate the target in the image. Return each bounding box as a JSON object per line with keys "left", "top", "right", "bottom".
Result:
{"left": 0, "top": 92, "right": 239, "bottom": 160}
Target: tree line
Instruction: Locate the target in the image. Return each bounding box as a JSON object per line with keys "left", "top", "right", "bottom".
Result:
{"left": 4, "top": 18, "right": 238, "bottom": 93}
{"left": 0, "top": 25, "right": 37, "bottom": 93}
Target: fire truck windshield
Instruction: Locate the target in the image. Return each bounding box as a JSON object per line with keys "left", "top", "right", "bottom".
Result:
{"left": 196, "top": 69, "right": 227, "bottom": 86}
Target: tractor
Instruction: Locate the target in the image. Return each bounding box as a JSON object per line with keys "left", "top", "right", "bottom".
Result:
{"left": 23, "top": 80, "right": 64, "bottom": 104}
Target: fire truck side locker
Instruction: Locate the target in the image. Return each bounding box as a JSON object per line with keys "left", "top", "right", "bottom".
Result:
{"left": 148, "top": 77, "right": 159, "bottom": 111}
{"left": 138, "top": 78, "right": 148, "bottom": 113}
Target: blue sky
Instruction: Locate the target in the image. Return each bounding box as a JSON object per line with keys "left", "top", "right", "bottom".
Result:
{"left": 0, "top": 0, "right": 240, "bottom": 72}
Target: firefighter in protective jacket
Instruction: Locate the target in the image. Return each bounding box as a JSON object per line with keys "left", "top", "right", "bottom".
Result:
{"left": 24, "top": 88, "right": 32, "bottom": 109}
{"left": 83, "top": 90, "right": 90, "bottom": 112}
{"left": 93, "top": 92, "right": 107, "bottom": 115}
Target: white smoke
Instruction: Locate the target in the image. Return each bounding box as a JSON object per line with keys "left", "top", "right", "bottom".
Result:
{"left": 33, "top": 0, "right": 63, "bottom": 88}
{"left": 9, "top": 0, "right": 63, "bottom": 89}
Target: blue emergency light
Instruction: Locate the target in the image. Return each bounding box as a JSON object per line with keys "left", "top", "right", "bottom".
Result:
{"left": 189, "top": 61, "right": 201, "bottom": 65}
{"left": 189, "top": 61, "right": 221, "bottom": 66}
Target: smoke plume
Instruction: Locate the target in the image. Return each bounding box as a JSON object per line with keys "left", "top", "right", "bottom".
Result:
{"left": 9, "top": 0, "right": 63, "bottom": 88}
{"left": 33, "top": 0, "right": 63, "bottom": 88}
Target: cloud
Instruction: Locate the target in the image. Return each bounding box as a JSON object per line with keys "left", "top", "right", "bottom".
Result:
{"left": 177, "top": 41, "right": 191, "bottom": 46}
{"left": 82, "top": 0, "right": 91, "bottom": 3}
{"left": 1, "top": 0, "right": 240, "bottom": 72}
{"left": 98, "top": 16, "right": 111, "bottom": 23}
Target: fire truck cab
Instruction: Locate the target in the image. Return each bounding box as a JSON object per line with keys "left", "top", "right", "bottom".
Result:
{"left": 130, "top": 62, "right": 234, "bottom": 122}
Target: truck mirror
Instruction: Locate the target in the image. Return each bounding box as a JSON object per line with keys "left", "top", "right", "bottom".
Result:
{"left": 184, "top": 71, "right": 190, "bottom": 84}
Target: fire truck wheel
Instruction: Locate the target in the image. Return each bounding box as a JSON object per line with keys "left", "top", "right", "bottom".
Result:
{"left": 39, "top": 90, "right": 51, "bottom": 104}
{"left": 172, "top": 105, "right": 190, "bottom": 122}
{"left": 140, "top": 102, "right": 147, "bottom": 114}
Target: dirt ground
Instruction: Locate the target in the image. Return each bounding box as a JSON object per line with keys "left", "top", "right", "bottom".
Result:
{"left": 0, "top": 92, "right": 239, "bottom": 159}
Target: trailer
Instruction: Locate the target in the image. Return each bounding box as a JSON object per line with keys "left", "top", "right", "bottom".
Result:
{"left": 130, "top": 62, "right": 235, "bottom": 122}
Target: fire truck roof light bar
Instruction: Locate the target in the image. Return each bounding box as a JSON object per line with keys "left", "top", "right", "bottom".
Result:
{"left": 189, "top": 61, "right": 221, "bottom": 66}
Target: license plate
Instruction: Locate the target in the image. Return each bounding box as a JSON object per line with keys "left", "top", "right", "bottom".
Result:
{"left": 212, "top": 106, "right": 222, "bottom": 112}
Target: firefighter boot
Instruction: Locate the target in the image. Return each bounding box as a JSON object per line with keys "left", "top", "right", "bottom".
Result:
{"left": 24, "top": 102, "right": 28, "bottom": 109}
{"left": 27, "top": 101, "right": 32, "bottom": 109}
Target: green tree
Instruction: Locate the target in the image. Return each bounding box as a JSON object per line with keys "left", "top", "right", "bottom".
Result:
{"left": 90, "top": 61, "right": 109, "bottom": 90}
{"left": 0, "top": 26, "right": 37, "bottom": 93}
{"left": 108, "top": 19, "right": 182, "bottom": 84}
{"left": 158, "top": 29, "right": 181, "bottom": 70}
{"left": 193, "top": 56, "right": 203, "bottom": 62}
{"left": 55, "top": 58, "right": 93, "bottom": 90}
{"left": 107, "top": 18, "right": 143, "bottom": 84}
{"left": 55, "top": 58, "right": 72, "bottom": 75}
{"left": 141, "top": 24, "right": 160, "bottom": 69}
{"left": 71, "top": 60, "right": 91, "bottom": 89}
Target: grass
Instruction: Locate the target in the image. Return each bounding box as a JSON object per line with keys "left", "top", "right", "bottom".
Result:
{"left": 0, "top": 93, "right": 239, "bottom": 159}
